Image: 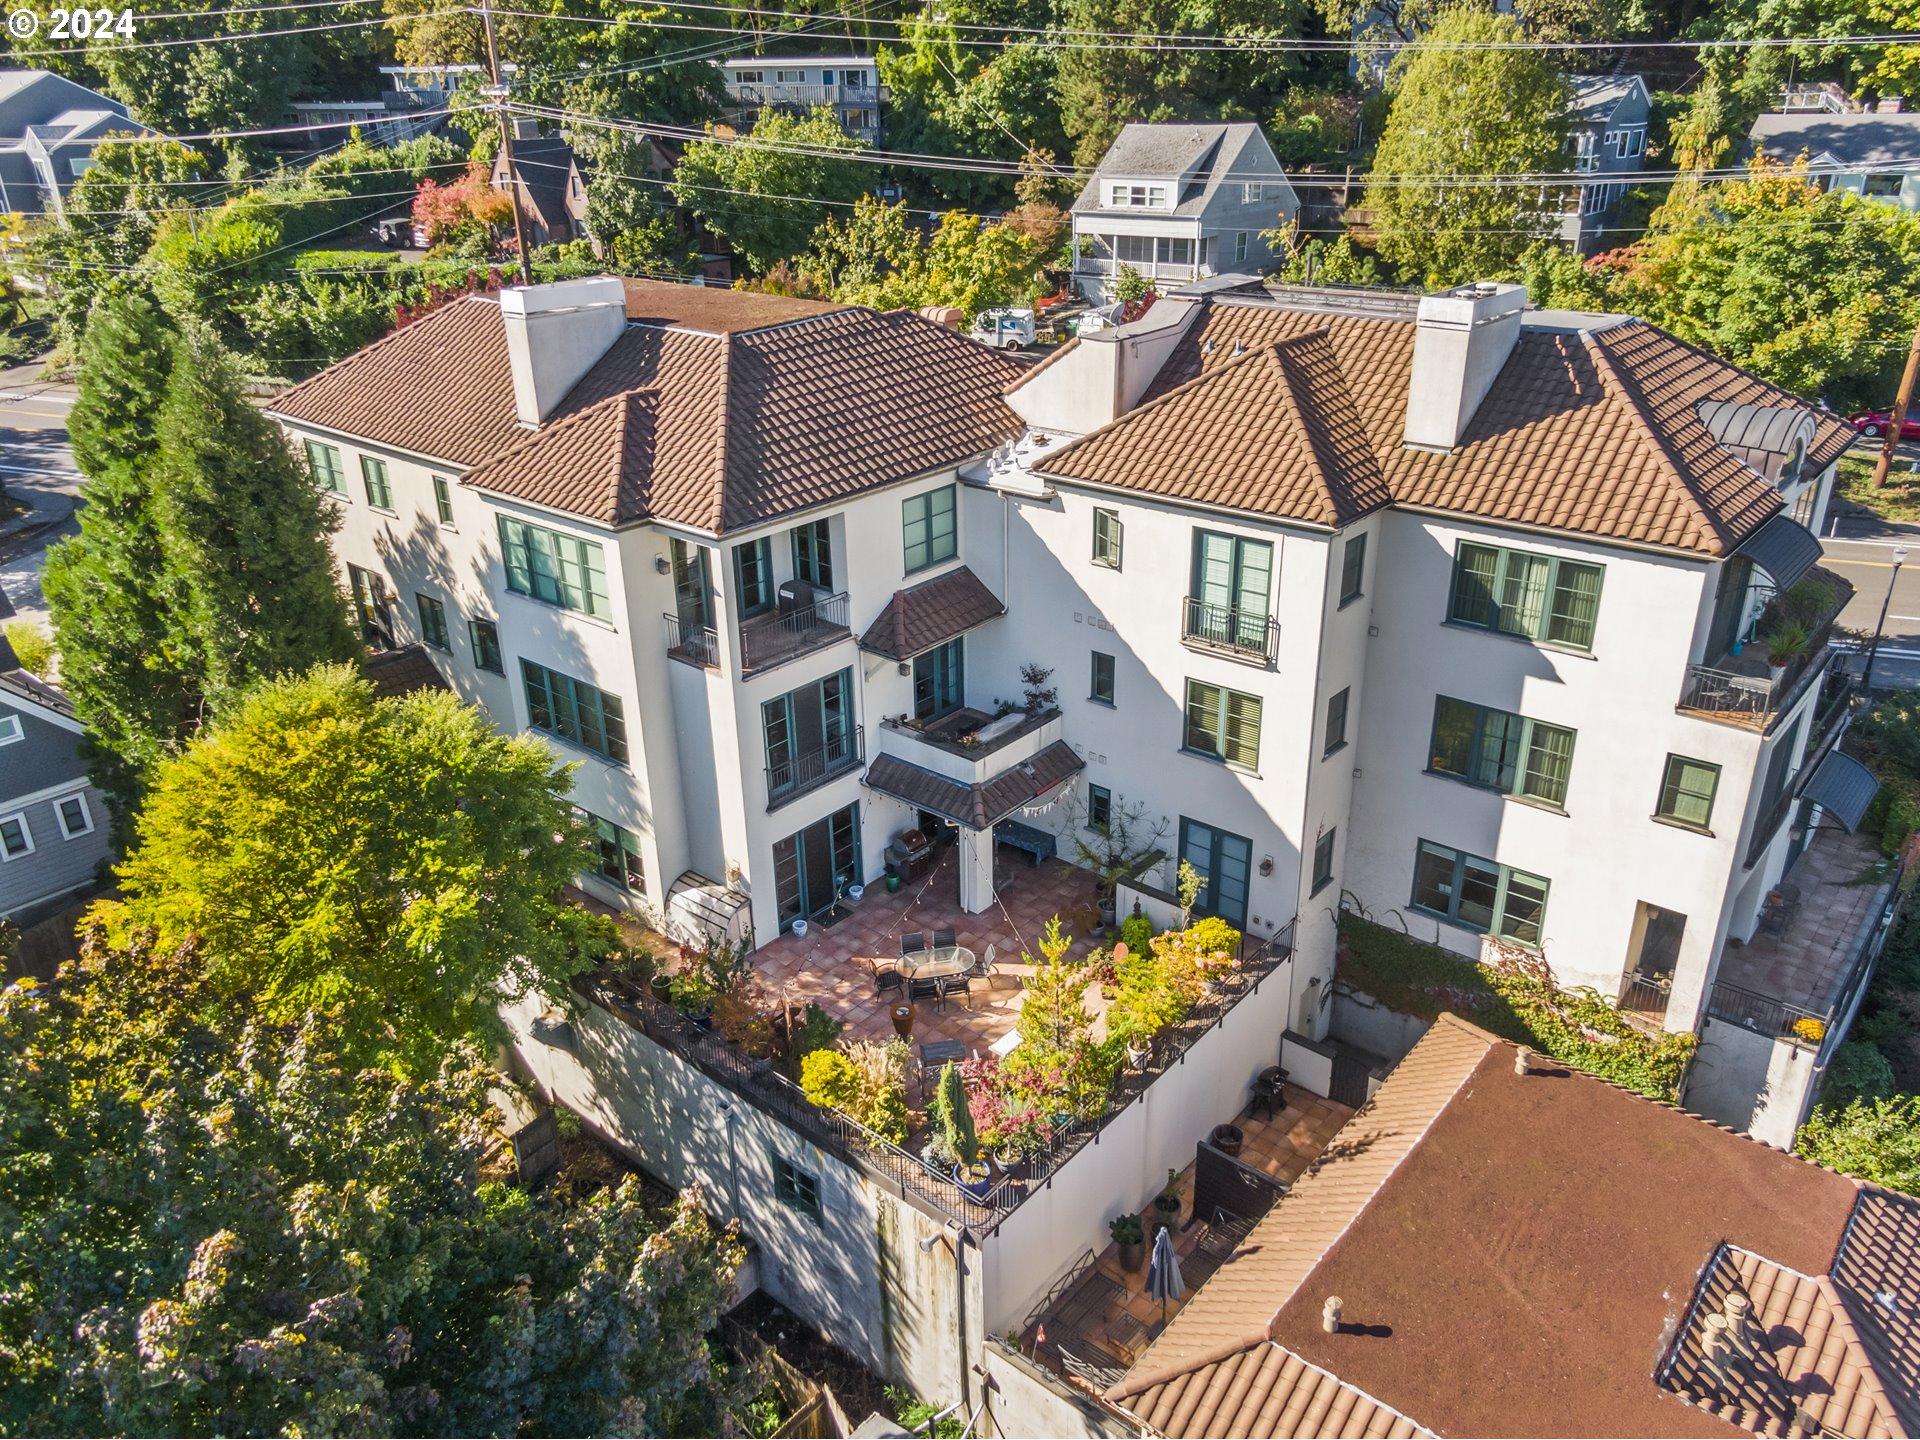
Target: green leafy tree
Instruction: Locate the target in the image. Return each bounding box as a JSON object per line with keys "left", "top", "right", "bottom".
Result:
{"left": 106, "top": 667, "right": 616, "bottom": 1072}
{"left": 1799, "top": 1095, "right": 1920, "bottom": 1196}
{"left": 789, "top": 197, "right": 1056, "bottom": 319}
{"left": 1365, "top": 9, "right": 1572, "bottom": 285}
{"left": 150, "top": 327, "right": 358, "bottom": 701}
{"left": 0, "top": 926, "right": 751, "bottom": 1435}
{"left": 671, "top": 107, "right": 867, "bottom": 273}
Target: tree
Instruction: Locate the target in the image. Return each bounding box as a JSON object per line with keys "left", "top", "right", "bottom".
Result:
{"left": 1798, "top": 1095, "right": 1920, "bottom": 1196}
{"left": 0, "top": 926, "right": 751, "bottom": 1436}
{"left": 1365, "top": 9, "right": 1572, "bottom": 286}
{"left": 671, "top": 107, "right": 867, "bottom": 274}
{"left": 786, "top": 197, "right": 1058, "bottom": 319}
{"left": 42, "top": 293, "right": 195, "bottom": 827}
{"left": 412, "top": 161, "right": 516, "bottom": 252}
{"left": 106, "top": 667, "right": 616, "bottom": 1073}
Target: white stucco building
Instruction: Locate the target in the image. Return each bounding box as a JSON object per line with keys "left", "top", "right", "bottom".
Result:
{"left": 270, "top": 272, "right": 1866, "bottom": 1147}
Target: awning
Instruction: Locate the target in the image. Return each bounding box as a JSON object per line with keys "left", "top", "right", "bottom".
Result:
{"left": 1803, "top": 750, "right": 1880, "bottom": 832}
{"left": 864, "top": 741, "right": 1085, "bottom": 830}
{"left": 1734, "top": 514, "right": 1823, "bottom": 591}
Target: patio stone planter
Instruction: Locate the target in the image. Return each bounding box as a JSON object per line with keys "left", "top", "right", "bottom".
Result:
{"left": 1211, "top": 1123, "right": 1245, "bottom": 1158}
{"left": 891, "top": 1003, "right": 914, "bottom": 1038}
{"left": 952, "top": 1163, "right": 994, "bottom": 1202}
{"left": 649, "top": 974, "right": 674, "bottom": 1005}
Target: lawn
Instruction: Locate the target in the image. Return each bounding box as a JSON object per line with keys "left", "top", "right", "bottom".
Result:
{"left": 1834, "top": 451, "right": 1920, "bottom": 525}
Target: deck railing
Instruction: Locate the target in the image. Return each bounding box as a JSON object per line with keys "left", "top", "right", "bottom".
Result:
{"left": 739, "top": 590, "right": 850, "bottom": 674}
{"left": 1181, "top": 597, "right": 1279, "bottom": 666}
{"left": 766, "top": 725, "right": 864, "bottom": 809}
{"left": 663, "top": 613, "right": 719, "bottom": 669}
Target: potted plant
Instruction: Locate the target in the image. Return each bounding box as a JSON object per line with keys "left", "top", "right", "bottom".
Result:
{"left": 1110, "top": 1212, "right": 1146, "bottom": 1274}
{"left": 1211, "top": 1122, "right": 1245, "bottom": 1158}
{"left": 1151, "top": 1167, "right": 1183, "bottom": 1234}
{"left": 935, "top": 1062, "right": 993, "bottom": 1201}
{"left": 648, "top": 971, "right": 675, "bottom": 1005}
{"left": 669, "top": 973, "right": 714, "bottom": 1029}
{"left": 1765, "top": 620, "right": 1811, "bottom": 670}
{"left": 891, "top": 1001, "right": 914, "bottom": 1038}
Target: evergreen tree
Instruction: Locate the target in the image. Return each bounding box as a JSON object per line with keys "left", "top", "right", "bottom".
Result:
{"left": 42, "top": 293, "right": 196, "bottom": 826}
{"left": 151, "top": 327, "right": 358, "bottom": 703}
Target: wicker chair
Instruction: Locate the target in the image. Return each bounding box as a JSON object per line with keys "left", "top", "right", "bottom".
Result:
{"left": 871, "top": 957, "right": 903, "bottom": 997}
{"left": 900, "top": 931, "right": 925, "bottom": 958}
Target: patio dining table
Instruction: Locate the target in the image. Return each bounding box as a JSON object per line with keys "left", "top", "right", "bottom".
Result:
{"left": 900, "top": 945, "right": 975, "bottom": 1011}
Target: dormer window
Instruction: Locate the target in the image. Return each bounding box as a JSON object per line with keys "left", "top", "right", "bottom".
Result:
{"left": 1109, "top": 183, "right": 1167, "bottom": 208}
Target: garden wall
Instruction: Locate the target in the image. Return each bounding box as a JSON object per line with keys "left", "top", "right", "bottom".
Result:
{"left": 976, "top": 957, "right": 1295, "bottom": 1337}
{"left": 1329, "top": 984, "right": 1432, "bottom": 1063}
{"left": 979, "top": 1339, "right": 1131, "bottom": 1439}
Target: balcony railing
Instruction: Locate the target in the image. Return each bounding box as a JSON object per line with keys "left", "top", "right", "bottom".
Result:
{"left": 1705, "top": 979, "right": 1831, "bottom": 1050}
{"left": 1180, "top": 596, "right": 1279, "bottom": 666}
{"left": 663, "top": 612, "right": 719, "bottom": 669}
{"left": 766, "top": 725, "right": 864, "bottom": 809}
{"left": 1619, "top": 972, "right": 1673, "bottom": 1021}
{"left": 739, "top": 590, "right": 851, "bottom": 675}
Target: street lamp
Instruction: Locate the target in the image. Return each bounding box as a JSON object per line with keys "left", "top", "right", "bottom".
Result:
{"left": 1865, "top": 544, "right": 1911, "bottom": 693}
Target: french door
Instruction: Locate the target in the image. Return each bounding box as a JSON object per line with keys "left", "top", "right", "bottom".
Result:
{"left": 1178, "top": 817, "right": 1252, "bottom": 930}
{"left": 774, "top": 802, "right": 861, "bottom": 927}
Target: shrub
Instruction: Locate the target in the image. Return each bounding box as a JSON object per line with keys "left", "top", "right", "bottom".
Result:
{"left": 800, "top": 1040, "right": 908, "bottom": 1144}
{"left": 1186, "top": 915, "right": 1241, "bottom": 958}
{"left": 1119, "top": 912, "right": 1152, "bottom": 954}
{"left": 1108, "top": 1212, "right": 1143, "bottom": 1244}
{"left": 4, "top": 619, "right": 53, "bottom": 678}
{"left": 1799, "top": 1095, "right": 1920, "bottom": 1195}
{"left": 800, "top": 1049, "right": 859, "bottom": 1111}
{"left": 1823, "top": 1040, "right": 1896, "bottom": 1107}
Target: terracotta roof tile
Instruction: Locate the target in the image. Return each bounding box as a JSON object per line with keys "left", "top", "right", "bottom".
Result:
{"left": 859, "top": 565, "right": 1006, "bottom": 660}
{"left": 863, "top": 739, "right": 1082, "bottom": 830}
{"left": 1833, "top": 1189, "right": 1920, "bottom": 1435}
{"left": 360, "top": 644, "right": 450, "bottom": 697}
{"left": 1120, "top": 1340, "right": 1431, "bottom": 1439}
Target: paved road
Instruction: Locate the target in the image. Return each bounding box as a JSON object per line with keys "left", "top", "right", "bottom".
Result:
{"left": 0, "top": 361, "right": 81, "bottom": 629}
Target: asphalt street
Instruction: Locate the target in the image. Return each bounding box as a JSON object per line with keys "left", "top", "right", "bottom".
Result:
{"left": 1818, "top": 439, "right": 1920, "bottom": 692}
{"left": 0, "top": 361, "right": 81, "bottom": 630}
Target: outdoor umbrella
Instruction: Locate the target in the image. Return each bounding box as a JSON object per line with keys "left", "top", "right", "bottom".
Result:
{"left": 1145, "top": 1224, "right": 1186, "bottom": 1331}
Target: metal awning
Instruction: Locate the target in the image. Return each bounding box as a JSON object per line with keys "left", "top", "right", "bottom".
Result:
{"left": 1803, "top": 750, "right": 1880, "bottom": 832}
{"left": 1733, "top": 513, "right": 1823, "bottom": 591}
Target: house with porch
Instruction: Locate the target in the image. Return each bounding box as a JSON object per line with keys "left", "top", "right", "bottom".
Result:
{"left": 269, "top": 267, "right": 1884, "bottom": 1417}
{"left": 1748, "top": 107, "right": 1920, "bottom": 211}
{"left": 1560, "top": 72, "right": 1651, "bottom": 251}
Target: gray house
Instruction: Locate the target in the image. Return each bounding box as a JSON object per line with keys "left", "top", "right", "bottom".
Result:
{"left": 1560, "top": 73, "right": 1651, "bottom": 253}
{"left": 1071, "top": 123, "right": 1300, "bottom": 300}
{"left": 0, "top": 69, "right": 158, "bottom": 219}
{"left": 0, "top": 669, "right": 112, "bottom": 923}
{"left": 1748, "top": 109, "right": 1920, "bottom": 212}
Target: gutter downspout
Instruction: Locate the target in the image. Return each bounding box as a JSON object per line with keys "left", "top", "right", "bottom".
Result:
{"left": 953, "top": 1226, "right": 974, "bottom": 1415}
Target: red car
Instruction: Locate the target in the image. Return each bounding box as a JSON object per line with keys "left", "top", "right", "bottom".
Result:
{"left": 1847, "top": 410, "right": 1920, "bottom": 441}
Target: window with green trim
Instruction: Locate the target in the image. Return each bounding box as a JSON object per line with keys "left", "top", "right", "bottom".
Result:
{"left": 361, "top": 455, "right": 393, "bottom": 510}
{"left": 1447, "top": 541, "right": 1604, "bottom": 651}
{"left": 735, "top": 537, "right": 774, "bottom": 617}
{"left": 1093, "top": 507, "right": 1123, "bottom": 568}
{"left": 1657, "top": 755, "right": 1720, "bottom": 830}
{"left": 468, "top": 617, "right": 503, "bottom": 674}
{"left": 772, "top": 1154, "right": 821, "bottom": 1221}
{"left": 1090, "top": 650, "right": 1115, "bottom": 705}
{"left": 432, "top": 475, "right": 456, "bottom": 526}
{"left": 1184, "top": 679, "right": 1261, "bottom": 769}
{"left": 1087, "top": 783, "right": 1112, "bottom": 832}
{"left": 903, "top": 485, "right": 957, "bottom": 573}
{"left": 578, "top": 807, "right": 645, "bottom": 892}
{"left": 1410, "top": 839, "right": 1549, "bottom": 945}
{"left": 1339, "top": 533, "right": 1366, "bottom": 604}
{"left": 415, "top": 592, "right": 450, "bottom": 651}
{"left": 520, "top": 659, "right": 629, "bottom": 763}
{"left": 1311, "top": 829, "right": 1336, "bottom": 895}
{"left": 1325, "top": 687, "right": 1349, "bottom": 756}
{"left": 498, "top": 516, "right": 612, "bottom": 620}
{"left": 1427, "top": 696, "right": 1575, "bottom": 808}
{"left": 305, "top": 439, "right": 345, "bottom": 494}
{"left": 792, "top": 520, "right": 834, "bottom": 590}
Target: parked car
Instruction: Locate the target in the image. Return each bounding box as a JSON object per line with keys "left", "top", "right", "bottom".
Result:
{"left": 971, "top": 308, "right": 1035, "bottom": 350}
{"left": 1846, "top": 410, "right": 1920, "bottom": 441}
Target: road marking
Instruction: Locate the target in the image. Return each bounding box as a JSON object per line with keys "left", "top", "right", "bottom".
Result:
{"left": 0, "top": 407, "right": 74, "bottom": 420}
{"left": 0, "top": 463, "right": 77, "bottom": 477}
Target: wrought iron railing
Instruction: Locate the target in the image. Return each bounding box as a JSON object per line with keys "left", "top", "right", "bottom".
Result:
{"left": 1619, "top": 972, "right": 1673, "bottom": 1019}
{"left": 663, "top": 612, "right": 719, "bottom": 669}
{"left": 1680, "top": 624, "right": 1837, "bottom": 729}
{"left": 740, "top": 591, "right": 851, "bottom": 674}
{"left": 766, "top": 725, "right": 864, "bottom": 809}
{"left": 580, "top": 915, "right": 1298, "bottom": 1233}
{"left": 1704, "top": 979, "right": 1830, "bottom": 1050}
{"left": 1181, "top": 597, "right": 1279, "bottom": 666}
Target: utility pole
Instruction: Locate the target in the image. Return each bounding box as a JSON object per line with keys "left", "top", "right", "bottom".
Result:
{"left": 1871, "top": 319, "right": 1920, "bottom": 490}
{"left": 1865, "top": 545, "right": 1910, "bottom": 692}
{"left": 480, "top": 0, "right": 531, "bottom": 286}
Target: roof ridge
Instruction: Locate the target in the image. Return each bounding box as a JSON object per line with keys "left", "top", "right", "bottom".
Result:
{"left": 1266, "top": 330, "right": 1390, "bottom": 526}
{"left": 712, "top": 333, "right": 735, "bottom": 533}
{"left": 1038, "top": 338, "right": 1283, "bottom": 473}
{"left": 1253, "top": 342, "right": 1346, "bottom": 527}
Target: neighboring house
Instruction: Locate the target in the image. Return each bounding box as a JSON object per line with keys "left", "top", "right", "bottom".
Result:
{"left": 0, "top": 69, "right": 158, "bottom": 219}
{"left": 1561, "top": 73, "right": 1651, "bottom": 252}
{"left": 720, "top": 55, "right": 883, "bottom": 144}
{"left": 1070, "top": 123, "right": 1300, "bottom": 301}
{"left": 490, "top": 133, "right": 589, "bottom": 247}
{"left": 271, "top": 268, "right": 1866, "bottom": 1420}
{"left": 292, "top": 64, "right": 514, "bottom": 150}
{"left": 1748, "top": 108, "right": 1920, "bottom": 210}
{"left": 0, "top": 668, "right": 112, "bottom": 923}
{"left": 1093, "top": 1015, "right": 1920, "bottom": 1438}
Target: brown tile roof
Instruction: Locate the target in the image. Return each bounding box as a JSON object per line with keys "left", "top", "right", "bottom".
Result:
{"left": 1110, "top": 1015, "right": 1920, "bottom": 1439}
{"left": 1112, "top": 1340, "right": 1430, "bottom": 1439}
{"left": 273, "top": 286, "right": 1025, "bottom": 534}
{"left": 859, "top": 565, "right": 1006, "bottom": 660}
{"left": 360, "top": 644, "right": 451, "bottom": 698}
{"left": 1048, "top": 298, "right": 1855, "bottom": 556}
{"left": 863, "top": 738, "right": 1083, "bottom": 830}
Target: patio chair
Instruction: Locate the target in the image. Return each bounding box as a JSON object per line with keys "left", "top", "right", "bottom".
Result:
{"left": 900, "top": 932, "right": 925, "bottom": 959}
{"left": 970, "top": 942, "right": 997, "bottom": 977}
{"left": 1056, "top": 1339, "right": 1127, "bottom": 1390}
{"left": 907, "top": 975, "right": 943, "bottom": 1005}
{"left": 932, "top": 927, "right": 957, "bottom": 950}
{"left": 871, "top": 957, "right": 903, "bottom": 996}
{"left": 939, "top": 974, "right": 973, "bottom": 1009}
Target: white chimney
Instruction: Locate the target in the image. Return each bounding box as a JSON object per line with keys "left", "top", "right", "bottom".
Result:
{"left": 1403, "top": 281, "right": 1526, "bottom": 453}
{"left": 499, "top": 276, "right": 629, "bottom": 428}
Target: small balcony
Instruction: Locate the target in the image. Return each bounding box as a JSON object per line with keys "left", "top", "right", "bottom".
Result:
{"left": 739, "top": 588, "right": 851, "bottom": 676}
{"left": 766, "top": 725, "right": 864, "bottom": 810}
{"left": 1679, "top": 569, "right": 1850, "bottom": 730}
{"left": 1180, "top": 596, "right": 1279, "bottom": 667}
{"left": 663, "top": 613, "right": 719, "bottom": 669}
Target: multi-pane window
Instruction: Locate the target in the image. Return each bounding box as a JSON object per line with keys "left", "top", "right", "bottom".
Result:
{"left": 1427, "top": 696, "right": 1575, "bottom": 808}
{"left": 521, "top": 659, "right": 629, "bottom": 763}
{"left": 1090, "top": 651, "right": 1116, "bottom": 705}
{"left": 468, "top": 617, "right": 503, "bottom": 674}
{"left": 1311, "top": 829, "right": 1336, "bottom": 895}
{"left": 792, "top": 520, "right": 834, "bottom": 590}
{"left": 1109, "top": 183, "right": 1167, "bottom": 208}
{"left": 415, "top": 593, "right": 451, "bottom": 651}
{"left": 773, "top": 1154, "right": 822, "bottom": 1220}
{"left": 305, "top": 440, "right": 346, "bottom": 494}
{"left": 579, "top": 808, "right": 645, "bottom": 892}
{"left": 0, "top": 813, "right": 31, "bottom": 859}
{"left": 1447, "top": 542, "right": 1604, "bottom": 652}
{"left": 361, "top": 455, "right": 393, "bottom": 510}
{"left": 1093, "top": 507, "right": 1123, "bottom": 568}
{"left": 913, "top": 638, "right": 964, "bottom": 720}
{"left": 1179, "top": 817, "right": 1252, "bottom": 929}
{"left": 1657, "top": 755, "right": 1721, "bottom": 831}
{"left": 1235, "top": 231, "right": 1250, "bottom": 262}
{"left": 1189, "top": 530, "right": 1274, "bottom": 652}
{"left": 55, "top": 794, "right": 91, "bottom": 839}
{"left": 1184, "top": 679, "right": 1261, "bottom": 770}
{"left": 735, "top": 537, "right": 774, "bottom": 616}
{"left": 432, "top": 475, "right": 456, "bottom": 526}
{"left": 1410, "top": 839, "right": 1550, "bottom": 945}
{"left": 498, "top": 516, "right": 612, "bottom": 620}
{"left": 1340, "top": 533, "right": 1367, "bottom": 604}
{"left": 1325, "top": 687, "right": 1350, "bottom": 756}
{"left": 903, "top": 486, "right": 957, "bottom": 573}
{"left": 1087, "top": 783, "right": 1112, "bottom": 832}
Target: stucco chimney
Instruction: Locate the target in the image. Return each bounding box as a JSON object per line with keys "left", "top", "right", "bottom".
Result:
{"left": 1402, "top": 281, "right": 1526, "bottom": 453}
{"left": 1722, "top": 1292, "right": 1760, "bottom": 1359}
{"left": 499, "top": 275, "right": 629, "bottom": 428}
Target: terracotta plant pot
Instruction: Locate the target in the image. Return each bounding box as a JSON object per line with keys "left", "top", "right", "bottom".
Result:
{"left": 891, "top": 1003, "right": 914, "bottom": 1038}
{"left": 1212, "top": 1123, "right": 1245, "bottom": 1158}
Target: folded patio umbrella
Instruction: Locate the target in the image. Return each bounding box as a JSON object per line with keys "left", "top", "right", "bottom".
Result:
{"left": 1145, "top": 1224, "right": 1185, "bottom": 1330}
